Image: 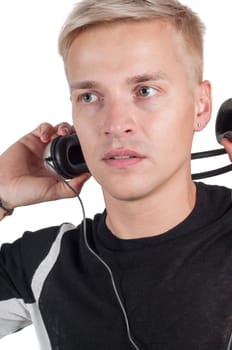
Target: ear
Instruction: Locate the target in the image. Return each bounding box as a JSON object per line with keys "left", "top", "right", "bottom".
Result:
{"left": 194, "top": 80, "right": 212, "bottom": 132}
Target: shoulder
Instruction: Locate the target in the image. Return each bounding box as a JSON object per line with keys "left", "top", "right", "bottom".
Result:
{"left": 197, "top": 181, "right": 231, "bottom": 195}
{"left": 0, "top": 223, "right": 78, "bottom": 286}
{"left": 196, "top": 181, "right": 232, "bottom": 210}
{"left": 1, "top": 213, "right": 103, "bottom": 275}
{"left": 196, "top": 182, "right": 232, "bottom": 235}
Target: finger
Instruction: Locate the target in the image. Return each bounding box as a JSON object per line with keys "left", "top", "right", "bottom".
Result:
{"left": 68, "top": 173, "right": 91, "bottom": 194}
{"left": 55, "top": 122, "right": 74, "bottom": 136}
{"left": 221, "top": 138, "right": 232, "bottom": 161}
{"left": 32, "top": 123, "right": 56, "bottom": 143}
{"left": 51, "top": 173, "right": 91, "bottom": 200}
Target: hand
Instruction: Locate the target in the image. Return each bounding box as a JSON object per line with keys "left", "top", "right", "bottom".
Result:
{"left": 0, "top": 123, "right": 91, "bottom": 210}
{"left": 220, "top": 138, "right": 232, "bottom": 161}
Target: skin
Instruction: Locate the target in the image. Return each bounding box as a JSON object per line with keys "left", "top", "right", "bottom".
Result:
{"left": 0, "top": 122, "right": 90, "bottom": 211}
{"left": 4, "top": 19, "right": 232, "bottom": 236}
{"left": 66, "top": 20, "right": 212, "bottom": 239}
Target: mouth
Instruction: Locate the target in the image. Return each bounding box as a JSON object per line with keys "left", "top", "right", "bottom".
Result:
{"left": 103, "top": 149, "right": 145, "bottom": 168}
{"left": 109, "top": 155, "right": 137, "bottom": 160}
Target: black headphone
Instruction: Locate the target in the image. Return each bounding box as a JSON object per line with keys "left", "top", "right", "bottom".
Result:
{"left": 44, "top": 133, "right": 89, "bottom": 178}
{"left": 192, "top": 98, "right": 232, "bottom": 179}
{"left": 44, "top": 98, "right": 232, "bottom": 180}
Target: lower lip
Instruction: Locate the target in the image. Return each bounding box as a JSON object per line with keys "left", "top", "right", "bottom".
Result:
{"left": 104, "top": 157, "right": 143, "bottom": 169}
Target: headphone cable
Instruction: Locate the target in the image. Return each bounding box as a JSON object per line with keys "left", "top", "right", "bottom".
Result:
{"left": 45, "top": 160, "right": 141, "bottom": 350}
{"left": 63, "top": 179, "right": 141, "bottom": 350}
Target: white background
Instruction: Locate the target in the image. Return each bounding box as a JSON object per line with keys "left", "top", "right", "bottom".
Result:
{"left": 0, "top": 0, "right": 231, "bottom": 348}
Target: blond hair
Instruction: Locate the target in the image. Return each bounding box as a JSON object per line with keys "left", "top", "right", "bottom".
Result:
{"left": 58, "top": 0, "right": 205, "bottom": 82}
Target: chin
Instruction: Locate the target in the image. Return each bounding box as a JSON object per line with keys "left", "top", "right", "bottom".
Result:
{"left": 94, "top": 167, "right": 162, "bottom": 201}
{"left": 103, "top": 180, "right": 157, "bottom": 203}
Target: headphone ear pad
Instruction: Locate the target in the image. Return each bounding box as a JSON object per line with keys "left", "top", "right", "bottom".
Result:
{"left": 49, "top": 134, "right": 89, "bottom": 179}
{"left": 216, "top": 98, "right": 232, "bottom": 143}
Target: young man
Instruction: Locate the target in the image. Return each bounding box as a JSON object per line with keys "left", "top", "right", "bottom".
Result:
{"left": 0, "top": 0, "right": 232, "bottom": 349}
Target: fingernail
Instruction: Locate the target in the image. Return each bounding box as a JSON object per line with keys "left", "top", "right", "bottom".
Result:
{"left": 41, "top": 132, "right": 50, "bottom": 142}
{"left": 61, "top": 126, "right": 70, "bottom": 135}
{"left": 83, "top": 173, "right": 91, "bottom": 181}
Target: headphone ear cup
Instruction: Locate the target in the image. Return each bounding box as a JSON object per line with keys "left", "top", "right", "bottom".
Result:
{"left": 216, "top": 98, "right": 232, "bottom": 143}
{"left": 48, "top": 134, "right": 89, "bottom": 179}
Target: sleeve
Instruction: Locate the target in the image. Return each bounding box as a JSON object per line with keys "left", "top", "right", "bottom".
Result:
{"left": 0, "top": 239, "right": 33, "bottom": 338}
{"left": 0, "top": 225, "right": 61, "bottom": 339}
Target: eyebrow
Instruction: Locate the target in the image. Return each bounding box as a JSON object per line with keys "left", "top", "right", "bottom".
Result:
{"left": 70, "top": 72, "right": 169, "bottom": 91}
{"left": 125, "top": 72, "right": 169, "bottom": 85}
{"left": 70, "top": 80, "right": 101, "bottom": 91}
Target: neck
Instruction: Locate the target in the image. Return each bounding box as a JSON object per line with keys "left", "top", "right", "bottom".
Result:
{"left": 104, "top": 178, "right": 196, "bottom": 240}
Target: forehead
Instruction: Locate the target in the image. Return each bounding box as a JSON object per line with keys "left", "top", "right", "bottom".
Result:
{"left": 67, "top": 19, "right": 184, "bottom": 56}
{"left": 66, "top": 20, "right": 189, "bottom": 84}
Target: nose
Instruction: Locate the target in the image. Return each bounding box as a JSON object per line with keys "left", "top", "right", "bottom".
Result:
{"left": 102, "top": 100, "right": 136, "bottom": 138}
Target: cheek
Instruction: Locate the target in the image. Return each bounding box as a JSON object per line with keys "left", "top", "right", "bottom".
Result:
{"left": 72, "top": 104, "right": 94, "bottom": 120}
{"left": 73, "top": 120, "right": 99, "bottom": 169}
{"left": 72, "top": 100, "right": 99, "bottom": 135}
{"left": 145, "top": 105, "right": 195, "bottom": 158}
{"left": 169, "top": 113, "right": 195, "bottom": 158}
{"left": 71, "top": 100, "right": 99, "bottom": 129}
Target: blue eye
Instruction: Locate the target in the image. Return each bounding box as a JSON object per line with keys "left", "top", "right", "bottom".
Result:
{"left": 80, "top": 93, "right": 98, "bottom": 103}
{"left": 138, "top": 86, "right": 156, "bottom": 97}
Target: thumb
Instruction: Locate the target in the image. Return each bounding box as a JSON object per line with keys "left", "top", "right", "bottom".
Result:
{"left": 65, "top": 173, "right": 92, "bottom": 196}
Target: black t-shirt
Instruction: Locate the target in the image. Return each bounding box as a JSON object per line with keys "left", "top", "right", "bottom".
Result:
{"left": 1, "top": 182, "right": 232, "bottom": 350}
